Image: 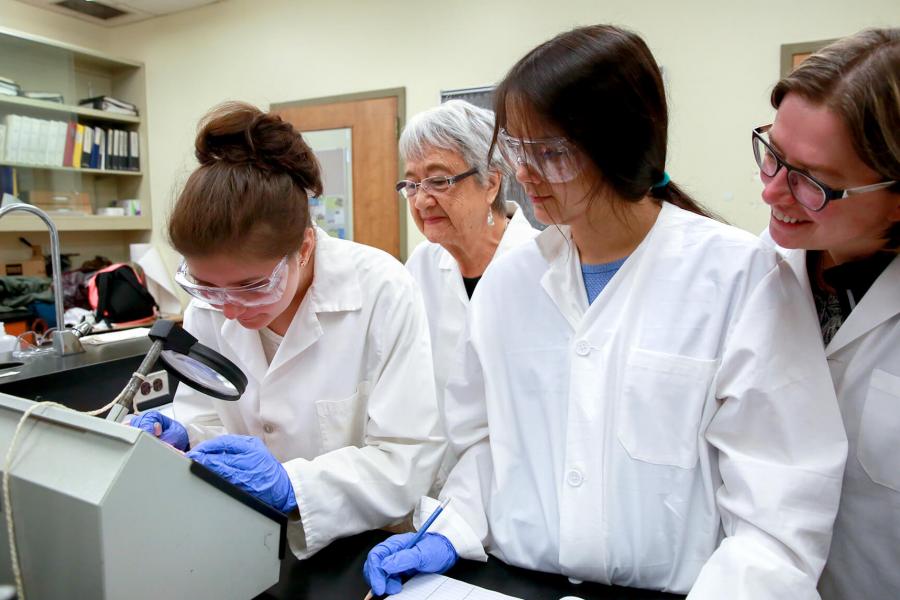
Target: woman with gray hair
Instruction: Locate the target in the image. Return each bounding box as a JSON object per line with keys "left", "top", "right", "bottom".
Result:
{"left": 399, "top": 99, "right": 538, "bottom": 492}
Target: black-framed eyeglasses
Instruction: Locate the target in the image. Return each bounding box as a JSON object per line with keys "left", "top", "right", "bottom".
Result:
{"left": 752, "top": 124, "right": 897, "bottom": 212}
{"left": 395, "top": 167, "right": 478, "bottom": 200}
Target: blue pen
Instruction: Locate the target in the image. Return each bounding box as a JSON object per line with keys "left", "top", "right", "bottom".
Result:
{"left": 363, "top": 497, "right": 452, "bottom": 600}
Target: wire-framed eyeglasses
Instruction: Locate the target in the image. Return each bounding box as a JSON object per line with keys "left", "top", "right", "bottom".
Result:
{"left": 174, "top": 255, "right": 291, "bottom": 307}
{"left": 752, "top": 124, "right": 897, "bottom": 212}
{"left": 396, "top": 167, "right": 479, "bottom": 200}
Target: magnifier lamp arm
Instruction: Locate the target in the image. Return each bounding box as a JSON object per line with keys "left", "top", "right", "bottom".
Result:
{"left": 105, "top": 339, "right": 164, "bottom": 422}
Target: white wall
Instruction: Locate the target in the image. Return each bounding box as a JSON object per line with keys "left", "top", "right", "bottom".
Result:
{"left": 5, "top": 0, "right": 900, "bottom": 259}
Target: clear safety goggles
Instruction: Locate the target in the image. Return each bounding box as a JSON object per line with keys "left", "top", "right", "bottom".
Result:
{"left": 174, "top": 255, "right": 290, "bottom": 307}
{"left": 752, "top": 124, "right": 897, "bottom": 212}
{"left": 497, "top": 128, "right": 583, "bottom": 183}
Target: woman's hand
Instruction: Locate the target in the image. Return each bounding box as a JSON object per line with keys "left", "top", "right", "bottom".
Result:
{"left": 187, "top": 435, "right": 297, "bottom": 514}
{"left": 129, "top": 411, "right": 189, "bottom": 451}
{"left": 363, "top": 532, "right": 458, "bottom": 596}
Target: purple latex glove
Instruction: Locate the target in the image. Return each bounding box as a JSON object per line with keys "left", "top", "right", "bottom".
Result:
{"left": 186, "top": 435, "right": 297, "bottom": 514}
{"left": 363, "top": 532, "right": 458, "bottom": 596}
{"left": 129, "top": 411, "right": 189, "bottom": 451}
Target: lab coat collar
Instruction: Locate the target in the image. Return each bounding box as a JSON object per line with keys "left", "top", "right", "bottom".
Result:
{"left": 535, "top": 202, "right": 673, "bottom": 331}
{"left": 437, "top": 202, "right": 533, "bottom": 304}
{"left": 268, "top": 228, "right": 363, "bottom": 374}
{"left": 307, "top": 228, "right": 363, "bottom": 314}
{"left": 779, "top": 245, "right": 817, "bottom": 314}
{"left": 826, "top": 254, "right": 900, "bottom": 356}
{"left": 218, "top": 229, "right": 362, "bottom": 381}
{"left": 220, "top": 317, "right": 269, "bottom": 384}
{"left": 436, "top": 202, "right": 527, "bottom": 271}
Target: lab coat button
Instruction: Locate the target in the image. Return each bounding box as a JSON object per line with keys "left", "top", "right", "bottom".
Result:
{"left": 263, "top": 424, "right": 274, "bottom": 434}
{"left": 566, "top": 469, "right": 583, "bottom": 487}
{"left": 575, "top": 341, "right": 590, "bottom": 356}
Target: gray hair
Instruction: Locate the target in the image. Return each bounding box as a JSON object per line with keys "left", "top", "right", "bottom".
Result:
{"left": 400, "top": 99, "right": 510, "bottom": 213}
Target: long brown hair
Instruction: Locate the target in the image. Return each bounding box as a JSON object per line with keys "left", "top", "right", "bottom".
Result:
{"left": 772, "top": 28, "right": 900, "bottom": 249}
{"left": 491, "top": 24, "right": 712, "bottom": 218}
{"left": 169, "top": 101, "right": 323, "bottom": 259}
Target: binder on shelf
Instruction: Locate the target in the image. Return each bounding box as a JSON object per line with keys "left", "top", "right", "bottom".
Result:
{"left": 73, "top": 124, "right": 84, "bottom": 168}
{"left": 98, "top": 128, "right": 107, "bottom": 171}
{"left": 4, "top": 115, "right": 19, "bottom": 163}
{"left": 106, "top": 128, "right": 115, "bottom": 170}
{"left": 89, "top": 127, "right": 102, "bottom": 169}
{"left": 0, "top": 166, "right": 16, "bottom": 196}
{"left": 118, "top": 130, "right": 127, "bottom": 170}
{"left": 129, "top": 130, "right": 139, "bottom": 171}
{"left": 81, "top": 125, "right": 93, "bottom": 168}
{"left": 63, "top": 121, "right": 76, "bottom": 167}
{"left": 0, "top": 123, "right": 5, "bottom": 162}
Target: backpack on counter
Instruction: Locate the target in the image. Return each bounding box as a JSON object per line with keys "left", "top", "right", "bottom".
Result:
{"left": 87, "top": 263, "right": 158, "bottom": 325}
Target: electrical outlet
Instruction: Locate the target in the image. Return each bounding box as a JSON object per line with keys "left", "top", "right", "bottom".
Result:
{"left": 134, "top": 369, "right": 170, "bottom": 410}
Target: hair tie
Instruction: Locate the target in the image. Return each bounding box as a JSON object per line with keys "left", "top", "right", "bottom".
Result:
{"left": 651, "top": 171, "right": 670, "bottom": 189}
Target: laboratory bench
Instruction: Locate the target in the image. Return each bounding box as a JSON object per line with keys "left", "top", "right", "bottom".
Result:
{"left": 0, "top": 333, "right": 174, "bottom": 412}
{"left": 259, "top": 529, "right": 685, "bottom": 600}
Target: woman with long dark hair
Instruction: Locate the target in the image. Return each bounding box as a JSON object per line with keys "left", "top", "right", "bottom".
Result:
{"left": 364, "top": 25, "right": 847, "bottom": 598}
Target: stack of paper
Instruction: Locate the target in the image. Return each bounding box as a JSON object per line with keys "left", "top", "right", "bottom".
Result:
{"left": 388, "top": 574, "right": 522, "bottom": 600}
{"left": 0, "top": 76, "right": 20, "bottom": 97}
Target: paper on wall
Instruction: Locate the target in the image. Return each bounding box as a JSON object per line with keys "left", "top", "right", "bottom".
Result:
{"left": 130, "top": 243, "right": 181, "bottom": 315}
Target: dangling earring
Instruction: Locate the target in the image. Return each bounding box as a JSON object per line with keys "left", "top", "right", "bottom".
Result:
{"left": 487, "top": 209, "right": 495, "bottom": 227}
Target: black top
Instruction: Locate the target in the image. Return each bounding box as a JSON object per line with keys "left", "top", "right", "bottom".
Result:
{"left": 260, "top": 530, "right": 684, "bottom": 600}
{"left": 808, "top": 250, "right": 894, "bottom": 345}
{"left": 462, "top": 275, "right": 481, "bottom": 299}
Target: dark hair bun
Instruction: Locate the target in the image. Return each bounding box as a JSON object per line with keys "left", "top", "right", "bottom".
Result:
{"left": 196, "top": 101, "right": 323, "bottom": 197}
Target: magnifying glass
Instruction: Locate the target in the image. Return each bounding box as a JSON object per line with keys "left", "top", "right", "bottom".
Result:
{"left": 105, "top": 320, "right": 247, "bottom": 422}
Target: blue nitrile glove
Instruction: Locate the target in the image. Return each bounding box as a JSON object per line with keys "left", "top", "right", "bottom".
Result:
{"left": 129, "top": 411, "right": 189, "bottom": 451}
{"left": 186, "top": 435, "right": 297, "bottom": 514}
{"left": 363, "top": 532, "right": 458, "bottom": 596}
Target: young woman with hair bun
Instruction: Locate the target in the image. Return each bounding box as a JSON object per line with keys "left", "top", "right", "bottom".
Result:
{"left": 130, "top": 101, "right": 444, "bottom": 559}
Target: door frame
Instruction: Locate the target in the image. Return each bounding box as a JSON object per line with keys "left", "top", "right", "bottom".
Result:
{"left": 271, "top": 88, "right": 408, "bottom": 259}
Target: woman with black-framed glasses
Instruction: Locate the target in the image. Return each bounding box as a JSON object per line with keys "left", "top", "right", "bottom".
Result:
{"left": 756, "top": 28, "right": 900, "bottom": 600}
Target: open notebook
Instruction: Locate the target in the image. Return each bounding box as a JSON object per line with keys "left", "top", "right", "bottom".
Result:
{"left": 388, "top": 573, "right": 522, "bottom": 600}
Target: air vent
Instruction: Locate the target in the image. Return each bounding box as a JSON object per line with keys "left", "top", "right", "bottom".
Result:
{"left": 55, "top": 0, "right": 129, "bottom": 20}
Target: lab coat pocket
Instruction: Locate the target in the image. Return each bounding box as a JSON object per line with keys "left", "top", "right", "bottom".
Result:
{"left": 857, "top": 369, "right": 900, "bottom": 492}
{"left": 315, "top": 383, "right": 368, "bottom": 452}
{"left": 618, "top": 348, "right": 717, "bottom": 469}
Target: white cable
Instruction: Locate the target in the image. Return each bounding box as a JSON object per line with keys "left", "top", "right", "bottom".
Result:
{"left": 3, "top": 401, "right": 67, "bottom": 600}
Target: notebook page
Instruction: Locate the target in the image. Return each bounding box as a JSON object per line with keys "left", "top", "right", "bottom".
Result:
{"left": 388, "top": 573, "right": 523, "bottom": 600}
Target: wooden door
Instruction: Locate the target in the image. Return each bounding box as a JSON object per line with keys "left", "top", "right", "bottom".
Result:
{"left": 273, "top": 92, "right": 402, "bottom": 258}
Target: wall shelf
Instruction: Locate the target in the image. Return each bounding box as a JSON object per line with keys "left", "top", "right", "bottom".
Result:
{"left": 0, "top": 161, "right": 142, "bottom": 176}
{"left": 0, "top": 25, "right": 153, "bottom": 265}
{"left": 0, "top": 95, "right": 140, "bottom": 124}
{"left": 0, "top": 214, "right": 151, "bottom": 232}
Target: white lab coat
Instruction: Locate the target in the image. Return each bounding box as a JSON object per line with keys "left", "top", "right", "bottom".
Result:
{"left": 419, "top": 203, "right": 847, "bottom": 599}
{"left": 406, "top": 202, "right": 539, "bottom": 491}
{"left": 173, "top": 229, "right": 444, "bottom": 559}
{"left": 762, "top": 232, "right": 900, "bottom": 600}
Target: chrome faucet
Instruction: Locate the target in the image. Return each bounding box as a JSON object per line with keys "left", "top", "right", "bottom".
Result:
{"left": 0, "top": 204, "right": 85, "bottom": 355}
